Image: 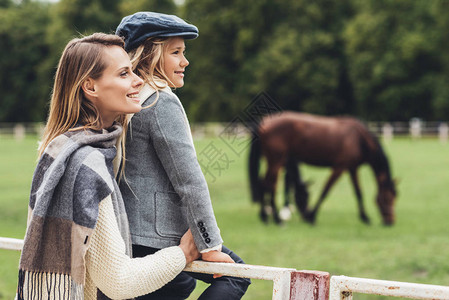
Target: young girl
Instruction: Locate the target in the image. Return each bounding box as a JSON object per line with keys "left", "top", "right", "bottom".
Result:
{"left": 17, "top": 33, "right": 200, "bottom": 299}
{"left": 116, "top": 12, "right": 250, "bottom": 300}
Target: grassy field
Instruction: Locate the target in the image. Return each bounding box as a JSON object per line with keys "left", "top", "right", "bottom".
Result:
{"left": 1, "top": 134, "right": 449, "bottom": 299}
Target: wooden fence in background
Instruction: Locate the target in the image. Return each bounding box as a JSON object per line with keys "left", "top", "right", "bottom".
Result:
{"left": 1, "top": 120, "right": 449, "bottom": 142}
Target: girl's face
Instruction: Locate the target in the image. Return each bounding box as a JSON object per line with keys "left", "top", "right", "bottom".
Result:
{"left": 85, "top": 46, "right": 144, "bottom": 127}
{"left": 163, "top": 37, "right": 189, "bottom": 88}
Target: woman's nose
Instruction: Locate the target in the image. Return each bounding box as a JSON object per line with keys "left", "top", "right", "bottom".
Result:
{"left": 133, "top": 72, "right": 144, "bottom": 87}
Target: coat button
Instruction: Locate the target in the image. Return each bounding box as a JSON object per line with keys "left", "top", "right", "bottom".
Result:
{"left": 197, "top": 222, "right": 204, "bottom": 227}
{"left": 205, "top": 238, "right": 211, "bottom": 243}
{"left": 202, "top": 233, "right": 209, "bottom": 238}
{"left": 200, "top": 227, "right": 206, "bottom": 233}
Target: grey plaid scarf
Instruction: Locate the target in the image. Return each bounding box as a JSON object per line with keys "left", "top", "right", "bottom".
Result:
{"left": 17, "top": 124, "right": 131, "bottom": 299}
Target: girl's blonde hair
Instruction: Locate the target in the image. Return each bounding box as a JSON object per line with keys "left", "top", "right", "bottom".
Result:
{"left": 128, "top": 37, "right": 176, "bottom": 97}
{"left": 38, "top": 33, "right": 129, "bottom": 158}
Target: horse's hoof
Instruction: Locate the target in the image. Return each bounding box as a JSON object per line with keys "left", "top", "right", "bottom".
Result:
{"left": 304, "top": 211, "right": 316, "bottom": 224}
{"left": 260, "top": 213, "right": 269, "bottom": 224}
{"left": 307, "top": 219, "right": 316, "bottom": 225}
{"left": 274, "top": 216, "right": 284, "bottom": 225}
{"left": 361, "top": 215, "right": 371, "bottom": 225}
{"left": 383, "top": 220, "right": 394, "bottom": 227}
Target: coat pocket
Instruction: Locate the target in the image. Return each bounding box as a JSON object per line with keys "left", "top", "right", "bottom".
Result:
{"left": 154, "top": 191, "right": 189, "bottom": 238}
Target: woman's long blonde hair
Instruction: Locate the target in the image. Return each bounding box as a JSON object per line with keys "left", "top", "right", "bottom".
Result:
{"left": 38, "top": 33, "right": 128, "bottom": 158}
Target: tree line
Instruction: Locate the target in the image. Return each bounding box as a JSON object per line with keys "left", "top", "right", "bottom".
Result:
{"left": 1, "top": 0, "right": 449, "bottom": 123}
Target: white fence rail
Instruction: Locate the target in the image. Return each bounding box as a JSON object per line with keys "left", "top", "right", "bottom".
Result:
{"left": 3, "top": 237, "right": 449, "bottom": 299}
{"left": 185, "top": 261, "right": 294, "bottom": 299}
{"left": 0, "top": 237, "right": 329, "bottom": 300}
{"left": 0, "top": 237, "right": 23, "bottom": 251}
{"left": 330, "top": 275, "right": 449, "bottom": 300}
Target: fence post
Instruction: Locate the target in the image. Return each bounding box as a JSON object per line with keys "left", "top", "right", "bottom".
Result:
{"left": 438, "top": 123, "right": 448, "bottom": 143}
{"left": 272, "top": 271, "right": 293, "bottom": 299}
{"left": 410, "top": 118, "right": 422, "bottom": 140}
{"left": 13, "top": 123, "right": 25, "bottom": 141}
{"left": 290, "top": 270, "right": 330, "bottom": 300}
{"left": 36, "top": 123, "right": 45, "bottom": 139}
{"left": 382, "top": 123, "right": 394, "bottom": 142}
{"left": 329, "top": 276, "right": 353, "bottom": 300}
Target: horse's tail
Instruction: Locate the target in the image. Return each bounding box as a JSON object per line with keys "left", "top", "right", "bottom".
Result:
{"left": 249, "top": 126, "right": 262, "bottom": 203}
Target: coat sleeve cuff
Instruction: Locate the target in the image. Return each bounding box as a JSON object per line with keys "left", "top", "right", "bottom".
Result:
{"left": 200, "top": 244, "right": 222, "bottom": 253}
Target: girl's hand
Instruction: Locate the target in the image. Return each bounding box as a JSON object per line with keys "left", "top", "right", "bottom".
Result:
{"left": 201, "top": 250, "right": 234, "bottom": 263}
{"left": 201, "top": 250, "right": 235, "bottom": 278}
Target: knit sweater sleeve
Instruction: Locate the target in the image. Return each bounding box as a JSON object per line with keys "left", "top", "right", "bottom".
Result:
{"left": 85, "top": 195, "right": 186, "bottom": 299}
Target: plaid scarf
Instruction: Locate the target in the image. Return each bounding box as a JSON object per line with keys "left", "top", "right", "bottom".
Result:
{"left": 17, "top": 124, "right": 131, "bottom": 299}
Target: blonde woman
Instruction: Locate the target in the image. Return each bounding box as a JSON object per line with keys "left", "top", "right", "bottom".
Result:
{"left": 17, "top": 33, "right": 199, "bottom": 299}
{"left": 116, "top": 12, "right": 250, "bottom": 299}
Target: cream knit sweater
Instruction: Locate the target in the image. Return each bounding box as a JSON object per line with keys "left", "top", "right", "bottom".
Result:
{"left": 84, "top": 195, "right": 187, "bottom": 299}
{"left": 18, "top": 196, "right": 186, "bottom": 299}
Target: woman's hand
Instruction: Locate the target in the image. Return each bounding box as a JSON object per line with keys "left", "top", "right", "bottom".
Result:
{"left": 201, "top": 250, "right": 235, "bottom": 278}
{"left": 179, "top": 229, "right": 200, "bottom": 264}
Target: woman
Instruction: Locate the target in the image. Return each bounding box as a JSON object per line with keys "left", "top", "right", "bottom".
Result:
{"left": 17, "top": 33, "right": 200, "bottom": 299}
{"left": 115, "top": 12, "right": 250, "bottom": 299}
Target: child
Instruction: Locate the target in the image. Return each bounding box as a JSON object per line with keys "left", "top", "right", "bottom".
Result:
{"left": 116, "top": 12, "right": 251, "bottom": 299}
{"left": 17, "top": 33, "right": 200, "bottom": 299}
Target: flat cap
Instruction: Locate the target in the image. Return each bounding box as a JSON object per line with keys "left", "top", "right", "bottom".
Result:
{"left": 116, "top": 12, "right": 199, "bottom": 51}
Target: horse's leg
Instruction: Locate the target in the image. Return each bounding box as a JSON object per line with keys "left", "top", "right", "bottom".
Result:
{"left": 293, "top": 163, "right": 309, "bottom": 219}
{"left": 259, "top": 184, "right": 269, "bottom": 223}
{"left": 280, "top": 157, "right": 295, "bottom": 221}
{"left": 305, "top": 168, "right": 344, "bottom": 224}
{"left": 269, "top": 190, "right": 282, "bottom": 224}
{"left": 284, "top": 157, "right": 309, "bottom": 220}
{"left": 263, "top": 161, "right": 283, "bottom": 224}
{"left": 284, "top": 158, "right": 292, "bottom": 207}
{"left": 349, "top": 168, "right": 370, "bottom": 224}
{"left": 259, "top": 175, "right": 272, "bottom": 224}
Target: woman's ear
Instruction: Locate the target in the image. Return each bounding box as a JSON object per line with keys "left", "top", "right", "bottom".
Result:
{"left": 82, "top": 78, "right": 97, "bottom": 99}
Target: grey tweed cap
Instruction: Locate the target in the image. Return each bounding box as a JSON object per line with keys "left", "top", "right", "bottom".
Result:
{"left": 116, "top": 11, "right": 199, "bottom": 51}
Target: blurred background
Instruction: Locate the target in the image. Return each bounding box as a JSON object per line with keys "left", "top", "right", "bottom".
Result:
{"left": 2, "top": 0, "right": 449, "bottom": 124}
{"left": 1, "top": 0, "right": 449, "bottom": 299}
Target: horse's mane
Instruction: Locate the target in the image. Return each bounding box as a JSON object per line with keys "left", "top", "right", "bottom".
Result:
{"left": 353, "top": 120, "right": 393, "bottom": 183}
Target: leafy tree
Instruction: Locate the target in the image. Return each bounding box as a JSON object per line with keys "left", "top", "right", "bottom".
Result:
{"left": 180, "top": 0, "right": 356, "bottom": 121}
{"left": 245, "top": 0, "right": 356, "bottom": 116}
{"left": 178, "top": 0, "right": 247, "bottom": 121}
{"left": 430, "top": 0, "right": 449, "bottom": 120}
{"left": 45, "top": 0, "right": 124, "bottom": 63}
{"left": 119, "top": 0, "right": 176, "bottom": 16}
{"left": 0, "top": 0, "right": 178, "bottom": 122}
{"left": 2, "top": 0, "right": 449, "bottom": 123}
{"left": 39, "top": 0, "right": 127, "bottom": 123}
{"left": 0, "top": 1, "right": 51, "bottom": 122}
{"left": 0, "top": 0, "right": 11, "bottom": 8}
{"left": 343, "top": 0, "right": 440, "bottom": 121}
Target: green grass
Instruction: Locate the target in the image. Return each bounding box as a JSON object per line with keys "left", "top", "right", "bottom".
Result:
{"left": 0, "top": 136, "right": 38, "bottom": 299}
{"left": 1, "top": 135, "right": 449, "bottom": 299}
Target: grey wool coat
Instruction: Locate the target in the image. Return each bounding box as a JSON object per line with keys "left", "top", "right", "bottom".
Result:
{"left": 119, "top": 85, "right": 223, "bottom": 252}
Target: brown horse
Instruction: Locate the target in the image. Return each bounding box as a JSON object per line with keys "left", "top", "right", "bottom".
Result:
{"left": 249, "top": 111, "right": 397, "bottom": 225}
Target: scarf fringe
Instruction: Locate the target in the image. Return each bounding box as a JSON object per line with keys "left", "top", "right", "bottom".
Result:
{"left": 17, "top": 269, "right": 84, "bottom": 300}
